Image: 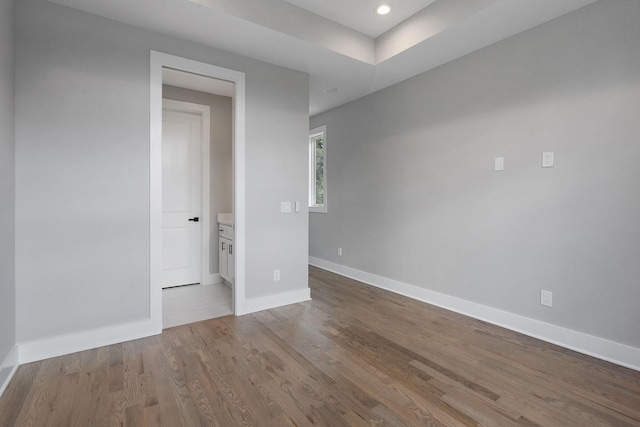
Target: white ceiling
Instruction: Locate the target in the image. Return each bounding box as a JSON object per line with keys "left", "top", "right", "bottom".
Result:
{"left": 47, "top": 0, "right": 599, "bottom": 116}
{"left": 283, "top": 0, "right": 438, "bottom": 38}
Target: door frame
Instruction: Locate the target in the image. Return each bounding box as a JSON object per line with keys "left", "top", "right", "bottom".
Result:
{"left": 150, "top": 51, "right": 246, "bottom": 329}
{"left": 162, "top": 99, "right": 212, "bottom": 287}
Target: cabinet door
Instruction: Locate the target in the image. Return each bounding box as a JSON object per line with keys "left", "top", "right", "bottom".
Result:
{"left": 228, "top": 242, "right": 235, "bottom": 283}
{"left": 219, "top": 238, "right": 228, "bottom": 281}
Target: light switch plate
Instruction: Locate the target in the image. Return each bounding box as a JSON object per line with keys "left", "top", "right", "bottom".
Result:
{"left": 542, "top": 152, "right": 554, "bottom": 168}
{"left": 294, "top": 201, "right": 300, "bottom": 213}
{"left": 280, "top": 201, "right": 292, "bottom": 213}
{"left": 495, "top": 157, "right": 505, "bottom": 171}
{"left": 541, "top": 290, "right": 553, "bottom": 307}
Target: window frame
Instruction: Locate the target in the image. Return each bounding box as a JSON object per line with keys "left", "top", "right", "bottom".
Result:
{"left": 309, "top": 125, "right": 327, "bottom": 213}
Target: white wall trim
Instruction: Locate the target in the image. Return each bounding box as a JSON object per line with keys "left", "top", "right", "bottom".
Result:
{"left": 238, "top": 288, "right": 311, "bottom": 316}
{"left": 19, "top": 319, "right": 160, "bottom": 365}
{"left": 205, "top": 273, "right": 223, "bottom": 286}
{"left": 309, "top": 256, "right": 640, "bottom": 372}
{"left": 0, "top": 345, "right": 19, "bottom": 397}
{"left": 151, "top": 51, "right": 246, "bottom": 327}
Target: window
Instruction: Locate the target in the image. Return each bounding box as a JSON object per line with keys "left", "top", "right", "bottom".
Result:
{"left": 309, "top": 125, "right": 327, "bottom": 213}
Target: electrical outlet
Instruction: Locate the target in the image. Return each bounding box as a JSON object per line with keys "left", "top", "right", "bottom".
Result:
{"left": 273, "top": 269, "right": 280, "bottom": 281}
{"left": 337, "top": 247, "right": 342, "bottom": 257}
{"left": 542, "top": 152, "right": 554, "bottom": 168}
{"left": 541, "top": 290, "right": 553, "bottom": 307}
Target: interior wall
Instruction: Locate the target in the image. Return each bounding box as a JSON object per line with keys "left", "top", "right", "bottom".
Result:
{"left": 0, "top": 0, "right": 16, "bottom": 367}
{"left": 310, "top": 0, "right": 640, "bottom": 348}
{"left": 15, "top": 0, "right": 309, "bottom": 343}
{"left": 162, "top": 85, "right": 233, "bottom": 277}
{"left": 244, "top": 61, "right": 310, "bottom": 300}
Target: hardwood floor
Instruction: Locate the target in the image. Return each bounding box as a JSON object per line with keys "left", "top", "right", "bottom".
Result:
{"left": 1, "top": 266, "right": 639, "bottom": 426}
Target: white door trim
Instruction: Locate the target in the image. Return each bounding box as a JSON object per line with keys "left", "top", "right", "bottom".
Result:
{"left": 162, "top": 98, "right": 214, "bottom": 286}
{"left": 151, "top": 51, "right": 246, "bottom": 330}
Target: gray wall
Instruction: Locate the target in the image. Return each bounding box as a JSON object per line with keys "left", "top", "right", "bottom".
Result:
{"left": 162, "top": 85, "right": 233, "bottom": 277}
{"left": 310, "top": 0, "right": 640, "bottom": 348}
{"left": 15, "top": 0, "right": 309, "bottom": 343}
{"left": 0, "top": 0, "right": 16, "bottom": 364}
{"left": 245, "top": 62, "right": 310, "bottom": 299}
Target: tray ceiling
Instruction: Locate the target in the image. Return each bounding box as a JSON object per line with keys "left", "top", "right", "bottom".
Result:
{"left": 46, "top": 0, "right": 599, "bottom": 115}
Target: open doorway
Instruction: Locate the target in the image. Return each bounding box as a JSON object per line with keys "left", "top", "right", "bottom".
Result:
{"left": 149, "top": 52, "right": 246, "bottom": 331}
{"left": 161, "top": 71, "right": 233, "bottom": 327}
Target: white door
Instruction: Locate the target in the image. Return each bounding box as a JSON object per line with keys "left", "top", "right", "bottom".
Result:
{"left": 219, "top": 238, "right": 229, "bottom": 282}
{"left": 227, "top": 240, "right": 235, "bottom": 283}
{"left": 161, "top": 103, "right": 203, "bottom": 288}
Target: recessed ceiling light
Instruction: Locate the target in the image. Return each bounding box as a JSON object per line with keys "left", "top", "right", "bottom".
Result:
{"left": 323, "top": 87, "right": 338, "bottom": 93}
{"left": 375, "top": 4, "right": 392, "bottom": 15}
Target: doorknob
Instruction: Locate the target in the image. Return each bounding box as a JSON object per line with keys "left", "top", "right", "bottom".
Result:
{"left": 188, "top": 217, "right": 199, "bottom": 222}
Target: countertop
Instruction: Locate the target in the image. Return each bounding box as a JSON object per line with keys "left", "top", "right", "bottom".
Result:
{"left": 217, "top": 213, "right": 233, "bottom": 226}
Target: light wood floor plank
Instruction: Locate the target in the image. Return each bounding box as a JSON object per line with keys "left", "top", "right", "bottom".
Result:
{"left": 1, "top": 266, "right": 640, "bottom": 426}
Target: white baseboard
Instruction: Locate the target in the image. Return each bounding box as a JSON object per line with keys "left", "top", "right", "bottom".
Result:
{"left": 0, "top": 345, "right": 19, "bottom": 398}
{"left": 309, "top": 256, "right": 640, "bottom": 372}
{"left": 238, "top": 288, "right": 311, "bottom": 316}
{"left": 204, "top": 273, "right": 223, "bottom": 286}
{"left": 19, "top": 319, "right": 161, "bottom": 364}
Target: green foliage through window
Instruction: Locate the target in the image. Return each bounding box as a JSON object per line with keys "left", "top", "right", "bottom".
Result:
{"left": 309, "top": 126, "right": 327, "bottom": 212}
{"left": 315, "top": 138, "right": 324, "bottom": 204}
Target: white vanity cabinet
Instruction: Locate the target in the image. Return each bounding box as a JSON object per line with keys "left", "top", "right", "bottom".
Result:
{"left": 218, "top": 222, "right": 234, "bottom": 285}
